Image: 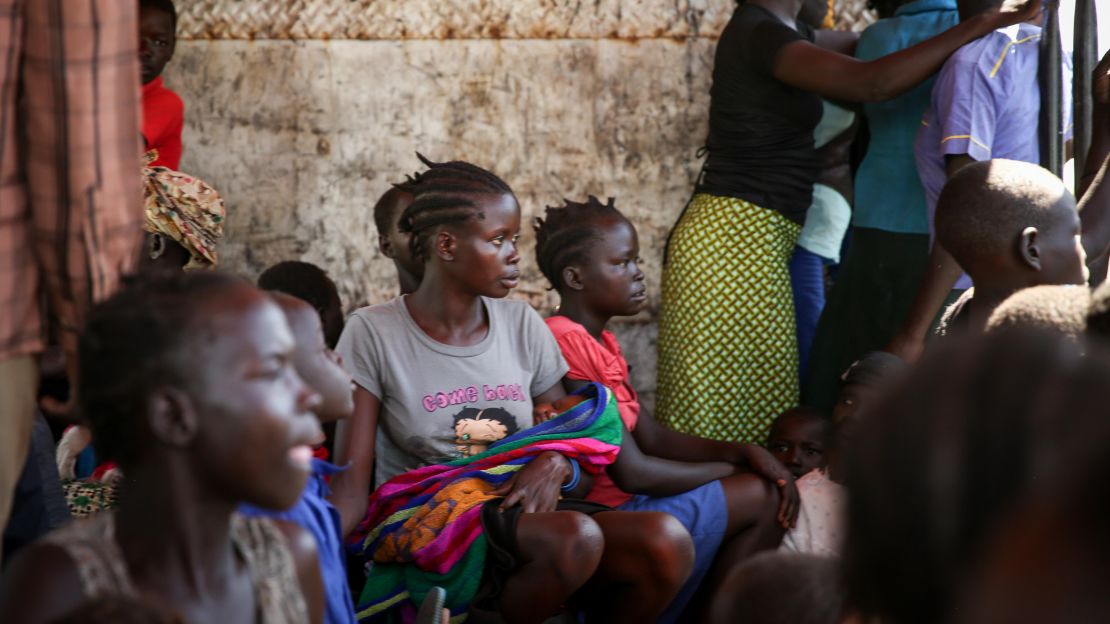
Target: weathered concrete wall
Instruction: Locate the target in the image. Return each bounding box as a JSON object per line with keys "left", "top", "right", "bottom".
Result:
{"left": 176, "top": 0, "right": 734, "bottom": 40}
{"left": 175, "top": 0, "right": 877, "bottom": 40}
{"left": 171, "top": 38, "right": 711, "bottom": 410}
{"left": 169, "top": 1, "right": 874, "bottom": 411}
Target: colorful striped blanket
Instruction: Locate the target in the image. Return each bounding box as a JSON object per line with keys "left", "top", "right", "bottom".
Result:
{"left": 350, "top": 382, "right": 622, "bottom": 623}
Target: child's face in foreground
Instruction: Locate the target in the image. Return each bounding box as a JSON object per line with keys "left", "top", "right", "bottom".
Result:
{"left": 1034, "top": 203, "right": 1088, "bottom": 286}
{"left": 767, "top": 413, "right": 829, "bottom": 479}
{"left": 139, "top": 7, "right": 176, "bottom": 85}
{"left": 447, "top": 193, "right": 522, "bottom": 298}
{"left": 575, "top": 218, "right": 647, "bottom": 318}
{"left": 190, "top": 288, "right": 323, "bottom": 511}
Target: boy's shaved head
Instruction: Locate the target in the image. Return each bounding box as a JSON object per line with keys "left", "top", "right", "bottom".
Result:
{"left": 373, "top": 186, "right": 413, "bottom": 237}
{"left": 373, "top": 184, "right": 421, "bottom": 293}
{"left": 708, "top": 552, "right": 844, "bottom": 624}
{"left": 257, "top": 260, "right": 343, "bottom": 348}
{"left": 986, "top": 284, "right": 1090, "bottom": 338}
{"left": 937, "top": 159, "right": 1085, "bottom": 286}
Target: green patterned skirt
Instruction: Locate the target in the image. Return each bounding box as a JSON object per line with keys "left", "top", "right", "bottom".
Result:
{"left": 657, "top": 193, "right": 802, "bottom": 442}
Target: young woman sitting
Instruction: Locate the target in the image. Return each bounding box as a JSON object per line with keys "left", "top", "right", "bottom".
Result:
{"left": 332, "top": 156, "right": 775, "bottom": 623}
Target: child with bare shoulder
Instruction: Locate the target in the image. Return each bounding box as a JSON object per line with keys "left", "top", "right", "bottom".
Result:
{"left": 0, "top": 272, "right": 327, "bottom": 624}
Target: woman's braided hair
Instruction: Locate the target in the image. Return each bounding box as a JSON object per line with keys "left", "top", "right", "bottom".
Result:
{"left": 394, "top": 153, "right": 514, "bottom": 262}
{"left": 533, "top": 195, "right": 624, "bottom": 292}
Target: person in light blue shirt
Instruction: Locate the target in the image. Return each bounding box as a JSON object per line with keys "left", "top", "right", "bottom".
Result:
{"left": 803, "top": 0, "right": 959, "bottom": 410}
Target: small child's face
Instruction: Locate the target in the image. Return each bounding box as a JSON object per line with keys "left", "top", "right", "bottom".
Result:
{"left": 767, "top": 414, "right": 829, "bottom": 479}
{"left": 139, "top": 7, "right": 176, "bottom": 85}
{"left": 576, "top": 218, "right": 646, "bottom": 318}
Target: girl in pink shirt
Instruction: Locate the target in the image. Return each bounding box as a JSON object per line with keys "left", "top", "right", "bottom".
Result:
{"left": 537, "top": 196, "right": 800, "bottom": 621}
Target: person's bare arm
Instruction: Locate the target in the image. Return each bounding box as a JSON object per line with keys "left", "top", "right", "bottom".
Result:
{"left": 1080, "top": 154, "right": 1110, "bottom": 266}
{"left": 329, "top": 385, "right": 378, "bottom": 538}
{"left": 562, "top": 378, "right": 797, "bottom": 522}
{"left": 1078, "top": 53, "right": 1110, "bottom": 267}
{"left": 886, "top": 154, "right": 975, "bottom": 362}
{"left": 772, "top": 0, "right": 1039, "bottom": 103}
{"left": 608, "top": 423, "right": 799, "bottom": 526}
{"left": 607, "top": 424, "right": 738, "bottom": 497}
{"left": 633, "top": 409, "right": 748, "bottom": 463}
{"left": 1080, "top": 51, "right": 1110, "bottom": 199}
{"left": 561, "top": 377, "right": 742, "bottom": 464}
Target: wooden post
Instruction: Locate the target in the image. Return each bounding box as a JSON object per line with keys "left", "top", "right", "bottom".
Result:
{"left": 1040, "top": 2, "right": 1063, "bottom": 176}
{"left": 1074, "top": 0, "right": 1098, "bottom": 179}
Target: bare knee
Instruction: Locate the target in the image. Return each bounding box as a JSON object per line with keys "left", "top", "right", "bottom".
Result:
{"left": 722, "top": 473, "right": 781, "bottom": 527}
{"left": 644, "top": 512, "right": 695, "bottom": 591}
{"left": 554, "top": 512, "right": 604, "bottom": 585}
{"left": 518, "top": 511, "right": 604, "bottom": 591}
{"left": 601, "top": 512, "right": 695, "bottom": 591}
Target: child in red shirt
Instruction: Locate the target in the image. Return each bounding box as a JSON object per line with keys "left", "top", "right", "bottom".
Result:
{"left": 536, "top": 196, "right": 799, "bottom": 621}
{"left": 139, "top": 0, "right": 183, "bottom": 169}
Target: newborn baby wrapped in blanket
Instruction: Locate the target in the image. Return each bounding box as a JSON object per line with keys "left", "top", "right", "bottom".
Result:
{"left": 349, "top": 383, "right": 622, "bottom": 622}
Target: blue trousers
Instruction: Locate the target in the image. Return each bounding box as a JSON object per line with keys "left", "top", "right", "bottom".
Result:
{"left": 789, "top": 246, "right": 828, "bottom": 379}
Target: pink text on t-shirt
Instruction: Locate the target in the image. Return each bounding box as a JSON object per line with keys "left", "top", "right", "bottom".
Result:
{"left": 422, "top": 383, "right": 528, "bottom": 413}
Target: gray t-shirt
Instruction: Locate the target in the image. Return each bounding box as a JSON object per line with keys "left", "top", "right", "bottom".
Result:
{"left": 337, "top": 296, "right": 569, "bottom": 487}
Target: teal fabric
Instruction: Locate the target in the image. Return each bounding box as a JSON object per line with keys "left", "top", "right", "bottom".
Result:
{"left": 852, "top": 0, "right": 960, "bottom": 234}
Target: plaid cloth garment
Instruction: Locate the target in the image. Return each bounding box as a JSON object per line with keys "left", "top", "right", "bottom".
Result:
{"left": 0, "top": 0, "right": 143, "bottom": 359}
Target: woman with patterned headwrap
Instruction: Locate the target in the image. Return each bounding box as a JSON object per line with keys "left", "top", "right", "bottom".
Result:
{"left": 140, "top": 150, "right": 225, "bottom": 271}
{"left": 56, "top": 153, "right": 225, "bottom": 519}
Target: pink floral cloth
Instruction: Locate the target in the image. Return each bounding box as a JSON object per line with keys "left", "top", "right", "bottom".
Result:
{"left": 780, "top": 469, "right": 845, "bottom": 557}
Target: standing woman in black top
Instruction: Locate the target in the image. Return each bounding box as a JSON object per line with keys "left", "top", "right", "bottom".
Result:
{"left": 655, "top": 0, "right": 1040, "bottom": 443}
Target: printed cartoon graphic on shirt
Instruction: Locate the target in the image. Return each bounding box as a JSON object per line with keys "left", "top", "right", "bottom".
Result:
{"left": 452, "top": 407, "right": 520, "bottom": 457}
